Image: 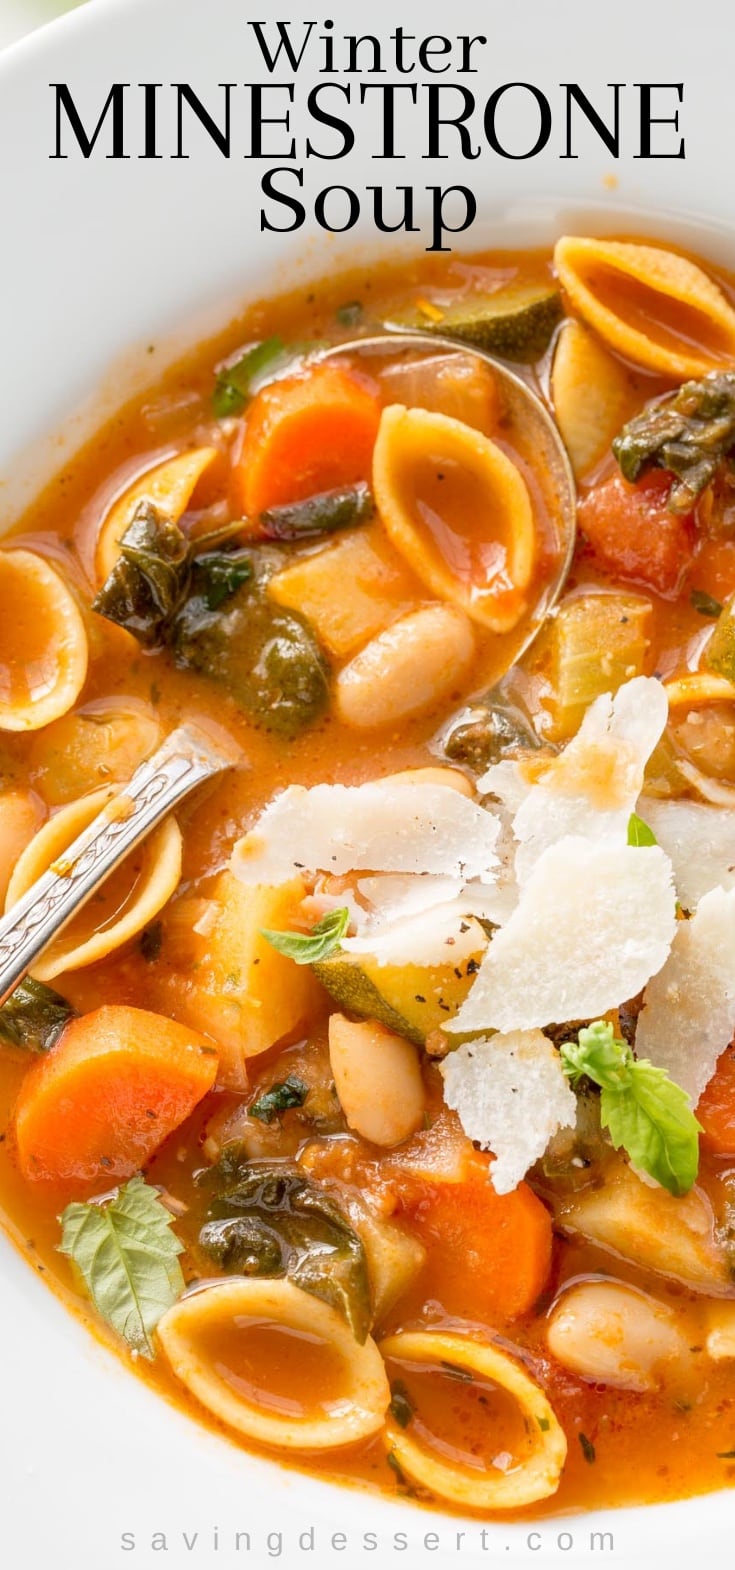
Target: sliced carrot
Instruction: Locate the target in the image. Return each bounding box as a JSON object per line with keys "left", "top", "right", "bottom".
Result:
{"left": 401, "top": 1160, "right": 553, "bottom": 1321}
{"left": 235, "top": 363, "right": 382, "bottom": 517}
{"left": 14, "top": 1005, "right": 218, "bottom": 1188}
{"left": 578, "top": 470, "right": 695, "bottom": 596}
{"left": 696, "top": 1042, "right": 735, "bottom": 1155}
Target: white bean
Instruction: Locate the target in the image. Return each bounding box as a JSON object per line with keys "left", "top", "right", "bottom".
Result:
{"left": 546, "top": 1280, "right": 688, "bottom": 1392}
{"left": 328, "top": 1013, "right": 426, "bottom": 1148}
{"left": 334, "top": 604, "right": 475, "bottom": 730}
{"left": 382, "top": 765, "right": 474, "bottom": 797}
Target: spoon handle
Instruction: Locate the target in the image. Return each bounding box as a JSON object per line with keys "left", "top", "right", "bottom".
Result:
{"left": 0, "top": 723, "right": 238, "bottom": 1007}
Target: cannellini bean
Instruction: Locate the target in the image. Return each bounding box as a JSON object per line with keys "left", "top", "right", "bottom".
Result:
{"left": 382, "top": 765, "right": 474, "bottom": 797}
{"left": 328, "top": 1013, "right": 426, "bottom": 1147}
{"left": 334, "top": 604, "right": 475, "bottom": 730}
{"left": 546, "top": 1281, "right": 688, "bottom": 1392}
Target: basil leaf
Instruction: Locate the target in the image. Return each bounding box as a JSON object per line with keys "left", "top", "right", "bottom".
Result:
{"left": 249, "top": 1075, "right": 309, "bottom": 1125}
{"left": 212, "top": 336, "right": 287, "bottom": 417}
{"left": 0, "top": 978, "right": 76, "bottom": 1053}
{"left": 261, "top": 907, "right": 350, "bottom": 964}
{"left": 59, "top": 1175, "right": 185, "bottom": 1358}
{"left": 389, "top": 1381, "right": 415, "bottom": 1428}
{"left": 627, "top": 812, "right": 658, "bottom": 847}
{"left": 691, "top": 588, "right": 724, "bottom": 618}
{"left": 560, "top": 1021, "right": 701, "bottom": 1197}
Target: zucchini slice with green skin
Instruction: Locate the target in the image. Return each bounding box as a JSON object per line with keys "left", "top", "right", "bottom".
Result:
{"left": 312, "top": 949, "right": 484, "bottom": 1046}
{"left": 388, "top": 286, "right": 563, "bottom": 362}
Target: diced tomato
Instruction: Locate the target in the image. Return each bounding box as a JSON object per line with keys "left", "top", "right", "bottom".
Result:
{"left": 697, "top": 1041, "right": 735, "bottom": 1155}
{"left": 578, "top": 470, "right": 696, "bottom": 596}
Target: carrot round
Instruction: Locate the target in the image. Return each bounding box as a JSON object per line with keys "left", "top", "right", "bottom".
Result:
{"left": 235, "top": 363, "right": 382, "bottom": 517}
{"left": 404, "top": 1165, "right": 552, "bottom": 1321}
{"left": 14, "top": 1005, "right": 218, "bottom": 1187}
{"left": 697, "top": 1043, "right": 735, "bottom": 1155}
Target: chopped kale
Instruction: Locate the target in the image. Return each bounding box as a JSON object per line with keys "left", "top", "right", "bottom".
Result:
{"left": 612, "top": 372, "right": 735, "bottom": 515}
{"left": 248, "top": 1075, "right": 309, "bottom": 1125}
{"left": 259, "top": 482, "right": 373, "bottom": 541}
{"left": 0, "top": 978, "right": 76, "bottom": 1053}
{"left": 198, "top": 1158, "right": 371, "bottom": 1341}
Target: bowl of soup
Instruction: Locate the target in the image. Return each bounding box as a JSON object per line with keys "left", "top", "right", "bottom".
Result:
{"left": 3, "top": 1, "right": 735, "bottom": 1563}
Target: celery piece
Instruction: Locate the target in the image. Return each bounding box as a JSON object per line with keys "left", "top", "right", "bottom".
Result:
{"left": 548, "top": 593, "right": 652, "bottom": 739}
{"left": 705, "top": 595, "right": 735, "bottom": 684}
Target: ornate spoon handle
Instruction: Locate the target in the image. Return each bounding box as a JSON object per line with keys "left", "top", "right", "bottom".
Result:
{"left": 0, "top": 723, "right": 239, "bottom": 1006}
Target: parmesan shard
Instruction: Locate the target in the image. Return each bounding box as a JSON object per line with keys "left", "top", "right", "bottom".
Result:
{"left": 231, "top": 781, "right": 501, "bottom": 885}
{"left": 441, "top": 1031, "right": 577, "bottom": 1194}
{"left": 635, "top": 886, "right": 735, "bottom": 1104}
{"left": 481, "top": 677, "right": 669, "bottom": 883}
{"left": 447, "top": 837, "right": 677, "bottom": 1035}
{"left": 639, "top": 797, "right": 735, "bottom": 910}
{"left": 341, "top": 906, "right": 489, "bottom": 967}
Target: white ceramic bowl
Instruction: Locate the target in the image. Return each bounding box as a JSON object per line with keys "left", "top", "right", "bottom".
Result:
{"left": 1, "top": 2, "right": 734, "bottom": 1564}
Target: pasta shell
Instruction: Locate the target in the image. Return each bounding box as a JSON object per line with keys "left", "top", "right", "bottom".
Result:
{"left": 0, "top": 549, "right": 88, "bottom": 732}
{"left": 157, "top": 1277, "right": 390, "bottom": 1450}
{"left": 551, "top": 319, "right": 637, "bottom": 479}
{"left": 373, "top": 405, "right": 535, "bottom": 632}
{"left": 554, "top": 237, "right": 735, "bottom": 378}
{"left": 5, "top": 785, "right": 182, "bottom": 980}
{"left": 95, "top": 447, "right": 219, "bottom": 582}
{"left": 380, "top": 1329, "right": 566, "bottom": 1507}
{"left": 28, "top": 698, "right": 162, "bottom": 806}
{"left": 0, "top": 790, "right": 45, "bottom": 905}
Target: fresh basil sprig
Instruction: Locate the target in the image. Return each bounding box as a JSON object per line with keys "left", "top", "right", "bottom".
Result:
{"left": 260, "top": 907, "right": 350, "bottom": 964}
{"left": 59, "top": 1175, "right": 185, "bottom": 1358}
{"left": 560, "top": 1020, "right": 701, "bottom": 1197}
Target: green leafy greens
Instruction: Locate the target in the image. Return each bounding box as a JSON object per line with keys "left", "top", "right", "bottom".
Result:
{"left": 248, "top": 1075, "right": 309, "bottom": 1124}
{"left": 560, "top": 1021, "right": 701, "bottom": 1197}
{"left": 259, "top": 482, "right": 374, "bottom": 541}
{"left": 212, "top": 336, "right": 289, "bottom": 418}
{"left": 92, "top": 501, "right": 252, "bottom": 649}
{"left": 612, "top": 371, "right": 735, "bottom": 515}
{"left": 197, "top": 1158, "right": 371, "bottom": 1341}
{"left": 261, "top": 907, "right": 350, "bottom": 964}
{"left": 59, "top": 1175, "right": 185, "bottom": 1358}
{"left": 0, "top": 978, "right": 76, "bottom": 1053}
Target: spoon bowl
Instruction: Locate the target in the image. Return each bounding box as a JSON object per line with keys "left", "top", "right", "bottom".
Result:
{"left": 320, "top": 330, "right": 577, "bottom": 667}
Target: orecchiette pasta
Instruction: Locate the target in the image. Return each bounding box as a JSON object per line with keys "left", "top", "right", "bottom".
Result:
{"left": 554, "top": 236, "right": 735, "bottom": 378}
{"left": 379, "top": 1329, "right": 566, "bottom": 1508}
{"left": 5, "top": 785, "right": 182, "bottom": 979}
{"left": 373, "top": 404, "right": 535, "bottom": 632}
{"left": 95, "top": 446, "right": 219, "bottom": 581}
{"left": 0, "top": 549, "right": 88, "bottom": 732}
{"left": 157, "top": 1278, "right": 391, "bottom": 1449}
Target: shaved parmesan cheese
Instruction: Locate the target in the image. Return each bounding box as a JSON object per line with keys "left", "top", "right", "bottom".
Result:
{"left": 635, "top": 887, "right": 735, "bottom": 1104}
{"left": 342, "top": 906, "right": 488, "bottom": 967}
{"left": 481, "top": 677, "right": 668, "bottom": 884}
{"left": 639, "top": 797, "right": 735, "bottom": 910}
{"left": 441, "top": 1031, "right": 576, "bottom": 1193}
{"left": 447, "top": 837, "right": 677, "bottom": 1035}
{"left": 232, "top": 781, "right": 501, "bottom": 885}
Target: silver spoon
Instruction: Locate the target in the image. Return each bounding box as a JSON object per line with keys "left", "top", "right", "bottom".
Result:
{"left": 319, "top": 330, "right": 577, "bottom": 663}
{"left": 0, "top": 723, "right": 239, "bottom": 1007}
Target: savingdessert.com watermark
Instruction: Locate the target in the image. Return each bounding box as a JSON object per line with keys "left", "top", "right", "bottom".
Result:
{"left": 116, "top": 1524, "right": 616, "bottom": 1560}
